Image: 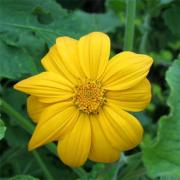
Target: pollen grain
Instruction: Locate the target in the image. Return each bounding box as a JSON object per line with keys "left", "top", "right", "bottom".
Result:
{"left": 74, "top": 81, "right": 105, "bottom": 114}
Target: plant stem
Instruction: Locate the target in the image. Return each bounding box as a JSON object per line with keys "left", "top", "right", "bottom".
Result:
{"left": 0, "top": 97, "right": 88, "bottom": 178}
{"left": 113, "top": 153, "right": 127, "bottom": 180}
{"left": 1, "top": 99, "right": 34, "bottom": 133}
{"left": 139, "top": 13, "right": 151, "bottom": 53}
{"left": 0, "top": 98, "right": 57, "bottom": 154}
{"left": 32, "top": 150, "right": 54, "bottom": 180}
{"left": 124, "top": 0, "right": 136, "bottom": 51}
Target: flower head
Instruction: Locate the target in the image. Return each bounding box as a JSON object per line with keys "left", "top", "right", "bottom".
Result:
{"left": 14, "top": 32, "right": 153, "bottom": 167}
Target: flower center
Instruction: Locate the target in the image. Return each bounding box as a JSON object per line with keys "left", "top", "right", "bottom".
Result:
{"left": 74, "top": 81, "right": 105, "bottom": 114}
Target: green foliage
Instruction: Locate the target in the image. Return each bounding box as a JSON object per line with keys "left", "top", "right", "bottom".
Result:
{"left": 106, "top": 0, "right": 125, "bottom": 15}
{"left": 0, "top": 119, "right": 6, "bottom": 140}
{"left": 0, "top": 0, "right": 180, "bottom": 179}
{"left": 0, "top": 39, "right": 39, "bottom": 79}
{"left": 0, "top": 0, "right": 119, "bottom": 43}
{"left": 163, "top": 5, "right": 180, "bottom": 37}
{"left": 9, "top": 175, "right": 39, "bottom": 180}
{"left": 142, "top": 60, "right": 180, "bottom": 178}
{"left": 0, "top": 0, "right": 119, "bottom": 80}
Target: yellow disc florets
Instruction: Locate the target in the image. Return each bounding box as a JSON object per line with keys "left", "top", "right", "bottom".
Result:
{"left": 74, "top": 80, "right": 105, "bottom": 114}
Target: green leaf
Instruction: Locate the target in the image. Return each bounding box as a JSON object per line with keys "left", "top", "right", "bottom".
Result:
{"left": 87, "top": 163, "right": 117, "bottom": 180}
{"left": 0, "top": 147, "right": 23, "bottom": 169}
{"left": 118, "top": 153, "right": 146, "bottom": 180}
{"left": 106, "top": 0, "right": 125, "bottom": 15}
{"left": 0, "top": 30, "right": 46, "bottom": 79}
{"left": 0, "top": 119, "right": 6, "bottom": 140}
{"left": 2, "top": 88, "right": 27, "bottom": 112}
{"left": 142, "top": 59, "right": 180, "bottom": 178}
{"left": 0, "top": 40, "right": 39, "bottom": 79}
{"left": 0, "top": 0, "right": 119, "bottom": 79}
{"left": 9, "top": 175, "right": 39, "bottom": 180}
{"left": 5, "top": 126, "right": 29, "bottom": 147}
{"left": 141, "top": 0, "right": 174, "bottom": 17}
{"left": 163, "top": 5, "right": 180, "bottom": 37}
{"left": 0, "top": 0, "right": 119, "bottom": 45}
{"left": 160, "top": 0, "right": 173, "bottom": 5}
{"left": 72, "top": 11, "right": 119, "bottom": 35}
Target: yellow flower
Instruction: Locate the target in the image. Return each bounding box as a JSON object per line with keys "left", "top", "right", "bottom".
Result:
{"left": 14, "top": 32, "right": 153, "bottom": 167}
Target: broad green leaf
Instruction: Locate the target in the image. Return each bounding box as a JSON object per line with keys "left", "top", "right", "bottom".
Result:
{"left": 72, "top": 11, "right": 119, "bottom": 35}
{"left": 0, "top": 0, "right": 119, "bottom": 44}
{"left": 0, "top": 119, "right": 6, "bottom": 140}
{"left": 142, "top": 60, "right": 180, "bottom": 178}
{"left": 5, "top": 126, "right": 29, "bottom": 147}
{"left": 2, "top": 88, "right": 27, "bottom": 112}
{"left": 0, "top": 0, "right": 119, "bottom": 80}
{"left": 163, "top": 5, "right": 180, "bottom": 37}
{"left": 9, "top": 175, "right": 39, "bottom": 180}
{"left": 0, "top": 40, "right": 39, "bottom": 79}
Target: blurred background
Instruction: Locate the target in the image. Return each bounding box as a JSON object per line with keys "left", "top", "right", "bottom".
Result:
{"left": 0, "top": 0, "right": 180, "bottom": 179}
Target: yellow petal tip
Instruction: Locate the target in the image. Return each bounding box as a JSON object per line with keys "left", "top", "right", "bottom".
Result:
{"left": 28, "top": 142, "right": 35, "bottom": 151}
{"left": 28, "top": 137, "right": 38, "bottom": 151}
{"left": 13, "top": 83, "right": 19, "bottom": 90}
{"left": 13, "top": 81, "right": 25, "bottom": 91}
{"left": 143, "top": 55, "right": 153, "bottom": 65}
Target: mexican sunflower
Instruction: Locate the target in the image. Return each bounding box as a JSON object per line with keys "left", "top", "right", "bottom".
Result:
{"left": 14, "top": 32, "right": 153, "bottom": 167}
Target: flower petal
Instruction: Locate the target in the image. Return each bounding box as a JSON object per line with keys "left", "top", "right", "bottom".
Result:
{"left": 56, "top": 37, "right": 83, "bottom": 79}
{"left": 89, "top": 115, "right": 120, "bottom": 163}
{"left": 41, "top": 45, "right": 63, "bottom": 75}
{"left": 14, "top": 72, "right": 74, "bottom": 103}
{"left": 102, "top": 51, "right": 153, "bottom": 90}
{"left": 100, "top": 102, "right": 143, "bottom": 151}
{"left": 78, "top": 32, "right": 110, "bottom": 80}
{"left": 106, "top": 78, "right": 151, "bottom": 112}
{"left": 28, "top": 102, "right": 79, "bottom": 150}
{"left": 57, "top": 113, "right": 91, "bottom": 167}
{"left": 41, "top": 38, "right": 80, "bottom": 84}
{"left": 27, "top": 96, "right": 48, "bottom": 123}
